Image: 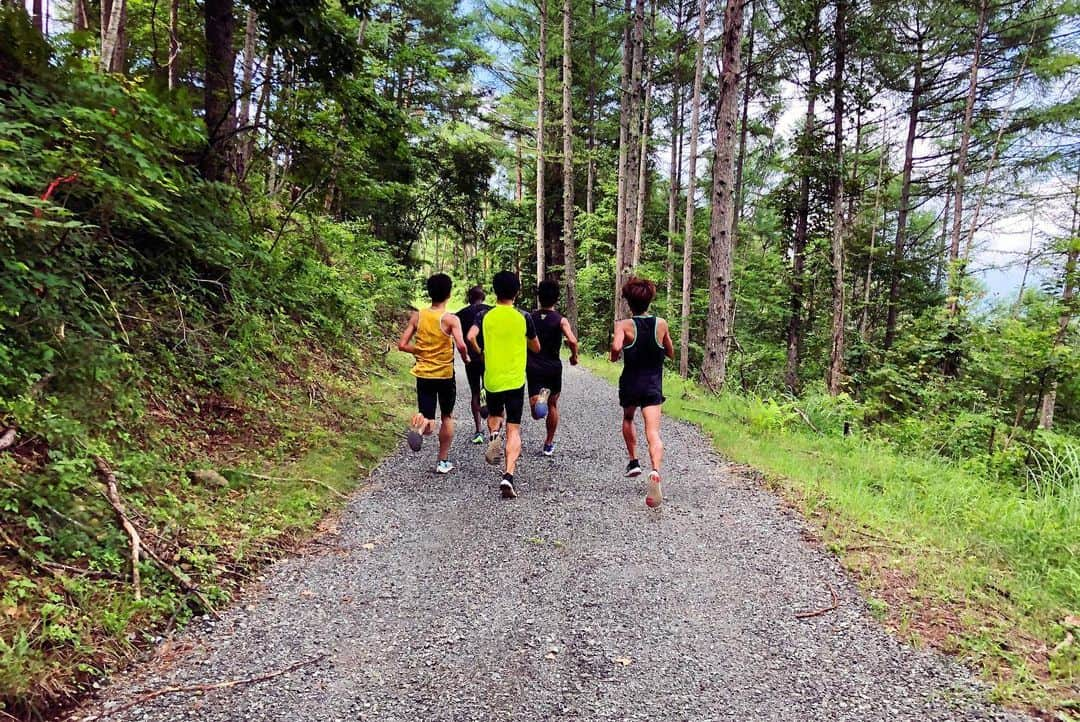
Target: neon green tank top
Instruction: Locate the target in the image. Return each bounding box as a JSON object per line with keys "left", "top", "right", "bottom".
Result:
{"left": 482, "top": 305, "right": 528, "bottom": 392}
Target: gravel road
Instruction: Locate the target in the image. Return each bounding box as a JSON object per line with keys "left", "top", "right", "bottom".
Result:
{"left": 77, "top": 362, "right": 1029, "bottom": 722}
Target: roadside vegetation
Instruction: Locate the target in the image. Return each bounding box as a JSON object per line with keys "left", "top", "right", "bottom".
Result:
{"left": 585, "top": 357, "right": 1079, "bottom": 715}
{"left": 0, "top": 16, "right": 419, "bottom": 718}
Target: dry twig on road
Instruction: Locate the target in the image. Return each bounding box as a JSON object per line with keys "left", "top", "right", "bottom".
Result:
{"left": 795, "top": 583, "right": 839, "bottom": 619}
{"left": 92, "top": 655, "right": 327, "bottom": 720}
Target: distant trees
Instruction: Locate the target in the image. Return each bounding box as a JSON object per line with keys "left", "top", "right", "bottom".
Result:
{"left": 562, "top": 0, "right": 579, "bottom": 328}
{"left": 679, "top": 0, "right": 706, "bottom": 378}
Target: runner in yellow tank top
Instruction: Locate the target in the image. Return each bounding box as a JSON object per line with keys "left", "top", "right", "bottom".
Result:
{"left": 397, "top": 274, "right": 470, "bottom": 474}
{"left": 466, "top": 271, "right": 540, "bottom": 499}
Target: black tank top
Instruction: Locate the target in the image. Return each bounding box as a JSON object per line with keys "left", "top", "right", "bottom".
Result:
{"left": 528, "top": 308, "right": 563, "bottom": 372}
{"left": 620, "top": 316, "right": 665, "bottom": 389}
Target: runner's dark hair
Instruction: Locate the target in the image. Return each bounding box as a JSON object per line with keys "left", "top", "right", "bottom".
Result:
{"left": 492, "top": 271, "right": 521, "bottom": 301}
{"left": 427, "top": 273, "right": 453, "bottom": 303}
{"left": 467, "top": 285, "right": 486, "bottom": 304}
{"left": 537, "top": 280, "right": 559, "bottom": 308}
{"left": 622, "top": 277, "right": 656, "bottom": 315}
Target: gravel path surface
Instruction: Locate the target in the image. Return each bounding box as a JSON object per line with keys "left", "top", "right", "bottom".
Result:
{"left": 77, "top": 362, "right": 1028, "bottom": 722}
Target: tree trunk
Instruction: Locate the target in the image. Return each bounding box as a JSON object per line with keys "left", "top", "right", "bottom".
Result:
{"left": 238, "top": 7, "right": 257, "bottom": 179}
{"left": 1038, "top": 170, "right": 1080, "bottom": 429}
{"left": 74, "top": 0, "right": 90, "bottom": 32}
{"left": 167, "top": 0, "right": 179, "bottom": 89}
{"left": 32, "top": 0, "right": 43, "bottom": 32}
{"left": 827, "top": 0, "right": 846, "bottom": 395}
{"left": 100, "top": 0, "right": 127, "bottom": 73}
{"left": 562, "top": 0, "right": 578, "bottom": 330}
{"left": 201, "top": 0, "right": 237, "bottom": 182}
{"left": 516, "top": 132, "right": 524, "bottom": 203}
{"left": 586, "top": 0, "right": 597, "bottom": 215}
{"left": 536, "top": 0, "right": 548, "bottom": 282}
{"left": 665, "top": 12, "right": 683, "bottom": 315}
{"left": 883, "top": 42, "right": 922, "bottom": 350}
{"left": 632, "top": 76, "right": 652, "bottom": 268}
{"left": 679, "top": 0, "right": 706, "bottom": 378}
{"left": 784, "top": 7, "right": 820, "bottom": 393}
{"left": 248, "top": 52, "right": 271, "bottom": 167}
{"left": 700, "top": 0, "right": 744, "bottom": 390}
{"left": 859, "top": 133, "right": 887, "bottom": 342}
{"left": 614, "top": 0, "right": 632, "bottom": 315}
{"left": 617, "top": 0, "right": 646, "bottom": 316}
{"left": 733, "top": 0, "right": 755, "bottom": 230}
{"left": 945, "top": 0, "right": 988, "bottom": 315}
{"left": 937, "top": 124, "right": 957, "bottom": 292}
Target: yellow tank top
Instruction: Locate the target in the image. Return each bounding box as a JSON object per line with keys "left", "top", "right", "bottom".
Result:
{"left": 411, "top": 308, "right": 454, "bottom": 379}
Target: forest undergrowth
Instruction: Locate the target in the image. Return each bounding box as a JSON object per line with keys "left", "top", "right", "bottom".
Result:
{"left": 0, "top": 31, "right": 414, "bottom": 717}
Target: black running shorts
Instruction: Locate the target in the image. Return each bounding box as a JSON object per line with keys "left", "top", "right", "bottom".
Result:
{"left": 618, "top": 384, "right": 665, "bottom": 409}
{"left": 526, "top": 365, "right": 562, "bottom": 398}
{"left": 464, "top": 361, "right": 485, "bottom": 394}
{"left": 486, "top": 385, "right": 525, "bottom": 425}
{"left": 416, "top": 376, "right": 456, "bottom": 419}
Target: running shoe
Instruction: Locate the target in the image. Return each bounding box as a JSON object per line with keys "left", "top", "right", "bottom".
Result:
{"left": 471, "top": 431, "right": 485, "bottom": 445}
{"left": 532, "top": 387, "right": 551, "bottom": 419}
{"left": 485, "top": 431, "right": 503, "bottom": 465}
{"left": 646, "top": 470, "right": 663, "bottom": 508}
{"left": 500, "top": 473, "right": 517, "bottom": 499}
{"left": 406, "top": 420, "right": 424, "bottom": 452}
{"left": 435, "top": 459, "right": 454, "bottom": 474}
{"left": 542, "top": 442, "right": 555, "bottom": 457}
{"left": 624, "top": 459, "right": 643, "bottom": 477}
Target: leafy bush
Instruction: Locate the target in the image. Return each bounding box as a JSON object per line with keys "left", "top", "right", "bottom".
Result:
{"left": 0, "top": 41, "right": 413, "bottom": 718}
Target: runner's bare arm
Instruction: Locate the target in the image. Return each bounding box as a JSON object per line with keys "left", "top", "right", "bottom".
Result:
{"left": 610, "top": 320, "right": 626, "bottom": 362}
{"left": 561, "top": 317, "right": 580, "bottom": 365}
{"left": 397, "top": 311, "right": 419, "bottom": 355}
{"left": 658, "top": 318, "right": 675, "bottom": 360}
{"left": 528, "top": 336, "right": 541, "bottom": 353}
{"left": 466, "top": 322, "right": 482, "bottom": 355}
{"left": 445, "top": 315, "right": 471, "bottom": 364}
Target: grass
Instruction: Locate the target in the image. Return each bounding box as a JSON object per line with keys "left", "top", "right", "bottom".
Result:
{"left": 583, "top": 356, "right": 1079, "bottom": 718}
{"left": 0, "top": 348, "right": 413, "bottom": 719}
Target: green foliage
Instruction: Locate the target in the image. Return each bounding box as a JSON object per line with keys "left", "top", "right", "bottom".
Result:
{"left": 0, "top": 38, "right": 416, "bottom": 718}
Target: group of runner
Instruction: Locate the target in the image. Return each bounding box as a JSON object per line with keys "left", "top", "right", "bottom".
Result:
{"left": 396, "top": 270, "right": 674, "bottom": 507}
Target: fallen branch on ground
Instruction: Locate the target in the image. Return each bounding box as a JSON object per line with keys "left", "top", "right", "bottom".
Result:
{"left": 93, "top": 456, "right": 142, "bottom": 601}
{"left": 93, "top": 654, "right": 327, "bottom": 720}
{"left": 852, "top": 528, "right": 898, "bottom": 544}
{"left": 700, "top": 373, "right": 721, "bottom": 396}
{"left": 684, "top": 405, "right": 724, "bottom": 418}
{"left": 94, "top": 456, "right": 219, "bottom": 616}
{"left": 224, "top": 469, "right": 350, "bottom": 500}
{"left": 0, "top": 524, "right": 64, "bottom": 581}
{"left": 791, "top": 406, "right": 820, "bottom": 433}
{"left": 795, "top": 583, "right": 839, "bottom": 619}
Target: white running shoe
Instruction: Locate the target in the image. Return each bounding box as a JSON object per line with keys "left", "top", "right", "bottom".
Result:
{"left": 485, "top": 433, "right": 503, "bottom": 465}
{"left": 646, "top": 470, "right": 663, "bottom": 508}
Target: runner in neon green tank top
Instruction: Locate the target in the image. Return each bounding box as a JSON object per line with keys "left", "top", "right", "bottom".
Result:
{"left": 466, "top": 271, "right": 539, "bottom": 499}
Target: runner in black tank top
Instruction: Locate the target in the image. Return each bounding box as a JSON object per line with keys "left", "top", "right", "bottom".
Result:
{"left": 618, "top": 316, "right": 666, "bottom": 409}
{"left": 610, "top": 278, "right": 675, "bottom": 508}
{"left": 527, "top": 281, "right": 580, "bottom": 456}
{"left": 455, "top": 286, "right": 491, "bottom": 444}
